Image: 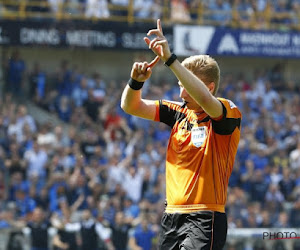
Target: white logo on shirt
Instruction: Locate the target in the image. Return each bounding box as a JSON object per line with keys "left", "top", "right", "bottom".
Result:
{"left": 191, "top": 126, "right": 207, "bottom": 147}
{"left": 228, "top": 100, "right": 237, "bottom": 109}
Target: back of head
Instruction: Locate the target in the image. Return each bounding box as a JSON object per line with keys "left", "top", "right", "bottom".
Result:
{"left": 182, "top": 55, "right": 220, "bottom": 96}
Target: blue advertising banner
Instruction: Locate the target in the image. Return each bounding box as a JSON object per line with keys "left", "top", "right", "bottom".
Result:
{"left": 174, "top": 25, "right": 300, "bottom": 58}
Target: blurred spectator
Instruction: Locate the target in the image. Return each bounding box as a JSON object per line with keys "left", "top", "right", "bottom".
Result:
{"left": 85, "top": 0, "right": 110, "bottom": 18}
{"left": 111, "top": 211, "right": 132, "bottom": 250}
{"left": 56, "top": 96, "right": 72, "bottom": 122}
{"left": 29, "top": 62, "right": 47, "bottom": 104}
{"left": 52, "top": 214, "right": 78, "bottom": 250}
{"left": 56, "top": 60, "right": 73, "bottom": 97}
{"left": 188, "top": 0, "right": 201, "bottom": 20}
{"left": 208, "top": 0, "right": 232, "bottom": 26}
{"left": 271, "top": 0, "right": 292, "bottom": 29}
{"left": 72, "top": 77, "right": 89, "bottom": 107}
{"left": 64, "top": 209, "right": 114, "bottom": 250}
{"left": 4, "top": 51, "right": 26, "bottom": 98}
{"left": 134, "top": 0, "right": 154, "bottom": 18}
{"left": 273, "top": 211, "right": 290, "bottom": 228}
{"left": 151, "top": 0, "right": 162, "bottom": 19}
{"left": 122, "top": 166, "right": 144, "bottom": 203}
{"left": 26, "top": 0, "right": 50, "bottom": 13}
{"left": 17, "top": 105, "right": 37, "bottom": 133}
{"left": 48, "top": 0, "right": 64, "bottom": 14}
{"left": 250, "top": 169, "right": 269, "bottom": 202}
{"left": 265, "top": 184, "right": 285, "bottom": 207}
{"left": 15, "top": 187, "right": 36, "bottom": 218}
{"left": 279, "top": 168, "right": 296, "bottom": 201}
{"left": 25, "top": 207, "right": 51, "bottom": 250}
{"left": 24, "top": 139, "right": 48, "bottom": 179}
{"left": 128, "top": 216, "right": 158, "bottom": 250}
{"left": 110, "top": 0, "right": 129, "bottom": 16}
{"left": 83, "top": 90, "right": 100, "bottom": 122}
{"left": 170, "top": 0, "right": 191, "bottom": 22}
{"left": 232, "top": 0, "right": 254, "bottom": 28}
{"left": 289, "top": 140, "right": 300, "bottom": 170}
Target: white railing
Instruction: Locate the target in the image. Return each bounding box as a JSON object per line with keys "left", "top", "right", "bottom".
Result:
{"left": 1, "top": 228, "right": 300, "bottom": 250}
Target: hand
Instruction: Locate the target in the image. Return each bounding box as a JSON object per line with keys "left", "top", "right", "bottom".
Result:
{"left": 62, "top": 243, "right": 69, "bottom": 249}
{"left": 130, "top": 56, "right": 160, "bottom": 82}
{"left": 144, "top": 19, "right": 172, "bottom": 62}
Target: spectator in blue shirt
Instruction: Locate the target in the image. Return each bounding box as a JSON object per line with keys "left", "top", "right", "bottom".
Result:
{"left": 56, "top": 60, "right": 73, "bottom": 97}
{"left": 129, "top": 217, "right": 157, "bottom": 250}
{"left": 29, "top": 62, "right": 47, "bottom": 105}
{"left": 6, "top": 51, "right": 26, "bottom": 98}
{"left": 15, "top": 187, "right": 36, "bottom": 218}
{"left": 208, "top": 0, "right": 232, "bottom": 26}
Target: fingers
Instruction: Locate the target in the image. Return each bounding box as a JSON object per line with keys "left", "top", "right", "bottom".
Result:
{"left": 147, "top": 19, "right": 164, "bottom": 37}
{"left": 141, "top": 62, "right": 148, "bottom": 72}
{"left": 133, "top": 61, "right": 155, "bottom": 75}
{"left": 147, "top": 29, "right": 163, "bottom": 37}
{"left": 144, "top": 37, "right": 151, "bottom": 47}
{"left": 134, "top": 62, "right": 145, "bottom": 74}
{"left": 157, "top": 19, "right": 163, "bottom": 33}
{"left": 148, "top": 56, "right": 160, "bottom": 68}
{"left": 149, "top": 38, "right": 167, "bottom": 50}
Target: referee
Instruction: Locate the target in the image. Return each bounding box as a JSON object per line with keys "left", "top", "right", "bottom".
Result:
{"left": 121, "top": 19, "right": 241, "bottom": 250}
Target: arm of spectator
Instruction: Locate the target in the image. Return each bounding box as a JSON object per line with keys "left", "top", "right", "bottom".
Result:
{"left": 128, "top": 229, "right": 142, "bottom": 250}
{"left": 95, "top": 223, "right": 115, "bottom": 250}
{"left": 14, "top": 219, "right": 27, "bottom": 228}
{"left": 69, "top": 167, "right": 81, "bottom": 186}
{"left": 118, "top": 153, "right": 133, "bottom": 169}
{"left": 124, "top": 129, "right": 143, "bottom": 157}
{"left": 103, "top": 125, "right": 114, "bottom": 144}
{"left": 50, "top": 213, "right": 65, "bottom": 230}
{"left": 52, "top": 234, "right": 69, "bottom": 250}
{"left": 119, "top": 117, "right": 133, "bottom": 141}
{"left": 131, "top": 216, "right": 141, "bottom": 227}
{"left": 22, "top": 226, "right": 31, "bottom": 236}
{"left": 70, "top": 194, "right": 85, "bottom": 212}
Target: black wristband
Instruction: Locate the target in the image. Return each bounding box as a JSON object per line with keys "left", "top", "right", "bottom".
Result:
{"left": 128, "top": 78, "right": 144, "bottom": 90}
{"left": 164, "top": 53, "right": 177, "bottom": 67}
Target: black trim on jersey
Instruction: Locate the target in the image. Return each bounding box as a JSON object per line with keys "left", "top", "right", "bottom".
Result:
{"left": 197, "top": 116, "right": 210, "bottom": 124}
{"left": 212, "top": 102, "right": 241, "bottom": 135}
{"left": 159, "top": 100, "right": 187, "bottom": 128}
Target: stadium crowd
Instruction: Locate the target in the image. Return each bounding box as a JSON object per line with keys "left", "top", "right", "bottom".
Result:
{"left": 1, "top": 0, "right": 300, "bottom": 30}
{"left": 0, "top": 50, "right": 300, "bottom": 250}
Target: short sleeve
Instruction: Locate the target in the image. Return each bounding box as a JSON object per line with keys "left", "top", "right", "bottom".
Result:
{"left": 154, "top": 100, "right": 184, "bottom": 128}
{"left": 211, "top": 98, "right": 242, "bottom": 135}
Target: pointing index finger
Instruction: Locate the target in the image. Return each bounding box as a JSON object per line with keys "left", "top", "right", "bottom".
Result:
{"left": 157, "top": 19, "right": 163, "bottom": 34}
{"left": 148, "top": 56, "right": 160, "bottom": 68}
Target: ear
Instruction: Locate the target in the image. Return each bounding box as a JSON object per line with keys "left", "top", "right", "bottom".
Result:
{"left": 207, "top": 82, "right": 215, "bottom": 94}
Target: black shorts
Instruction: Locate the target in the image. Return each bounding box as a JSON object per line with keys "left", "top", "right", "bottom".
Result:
{"left": 159, "top": 211, "right": 227, "bottom": 250}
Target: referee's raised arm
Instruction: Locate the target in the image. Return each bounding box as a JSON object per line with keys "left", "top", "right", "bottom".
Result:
{"left": 144, "top": 19, "right": 223, "bottom": 119}
{"left": 120, "top": 56, "right": 159, "bottom": 121}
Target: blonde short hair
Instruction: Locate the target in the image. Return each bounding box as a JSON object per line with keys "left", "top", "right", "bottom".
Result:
{"left": 181, "top": 55, "right": 220, "bottom": 96}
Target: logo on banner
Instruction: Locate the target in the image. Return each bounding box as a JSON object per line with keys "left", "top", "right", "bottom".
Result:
{"left": 174, "top": 25, "right": 215, "bottom": 56}
{"left": 217, "top": 33, "right": 239, "bottom": 54}
{"left": 0, "top": 27, "right": 10, "bottom": 44}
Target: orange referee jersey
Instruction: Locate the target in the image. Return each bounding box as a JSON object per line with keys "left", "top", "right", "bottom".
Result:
{"left": 154, "top": 98, "right": 241, "bottom": 214}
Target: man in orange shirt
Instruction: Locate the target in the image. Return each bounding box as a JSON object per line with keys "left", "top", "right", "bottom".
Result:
{"left": 121, "top": 19, "right": 241, "bottom": 250}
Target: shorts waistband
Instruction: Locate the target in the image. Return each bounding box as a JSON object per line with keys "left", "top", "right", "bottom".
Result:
{"left": 165, "top": 204, "right": 225, "bottom": 214}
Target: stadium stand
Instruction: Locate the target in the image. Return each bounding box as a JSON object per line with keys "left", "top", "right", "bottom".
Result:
{"left": 0, "top": 0, "right": 299, "bottom": 30}
{"left": 0, "top": 1, "right": 300, "bottom": 250}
